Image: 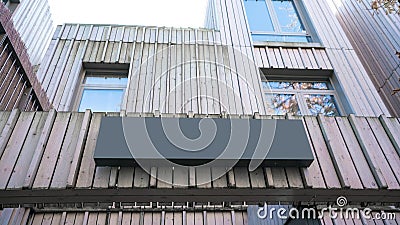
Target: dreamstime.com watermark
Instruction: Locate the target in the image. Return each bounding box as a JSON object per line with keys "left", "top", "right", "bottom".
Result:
{"left": 257, "top": 196, "right": 397, "bottom": 220}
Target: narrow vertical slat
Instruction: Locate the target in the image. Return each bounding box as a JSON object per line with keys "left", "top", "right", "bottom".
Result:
{"left": 66, "top": 110, "right": 92, "bottom": 188}
{"left": 318, "top": 115, "right": 363, "bottom": 189}
{"left": 0, "top": 109, "right": 20, "bottom": 157}
{"left": 304, "top": 116, "right": 341, "bottom": 188}
{"left": 348, "top": 115, "right": 398, "bottom": 189}
{"left": 32, "top": 112, "right": 71, "bottom": 189}
{"left": 335, "top": 117, "right": 378, "bottom": 189}
{"left": 249, "top": 167, "right": 266, "bottom": 188}
{"left": 50, "top": 112, "right": 84, "bottom": 188}
{"left": 118, "top": 167, "right": 135, "bottom": 188}
{"left": 157, "top": 167, "right": 173, "bottom": 188}
{"left": 0, "top": 112, "right": 35, "bottom": 189}
{"left": 75, "top": 113, "right": 103, "bottom": 188}
{"left": 133, "top": 166, "right": 150, "bottom": 188}
{"left": 196, "top": 167, "right": 212, "bottom": 188}
{"left": 23, "top": 109, "right": 56, "bottom": 189}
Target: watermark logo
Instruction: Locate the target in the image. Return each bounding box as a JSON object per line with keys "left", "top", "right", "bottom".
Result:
{"left": 336, "top": 196, "right": 347, "bottom": 207}
{"left": 257, "top": 196, "right": 396, "bottom": 220}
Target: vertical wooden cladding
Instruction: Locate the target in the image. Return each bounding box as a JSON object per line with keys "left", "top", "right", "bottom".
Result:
{"left": 254, "top": 46, "right": 333, "bottom": 70}
{"left": 1, "top": 209, "right": 246, "bottom": 225}
{"left": 10, "top": 0, "right": 55, "bottom": 66}
{"left": 0, "top": 37, "right": 42, "bottom": 111}
{"left": 328, "top": 0, "right": 400, "bottom": 117}
{"left": 0, "top": 208, "right": 30, "bottom": 225}
{"left": 205, "top": 0, "right": 391, "bottom": 116}
{"left": 1, "top": 208, "right": 400, "bottom": 225}
{"left": 294, "top": 0, "right": 390, "bottom": 116}
{"left": 38, "top": 24, "right": 265, "bottom": 115}
{"left": 0, "top": 111, "right": 400, "bottom": 195}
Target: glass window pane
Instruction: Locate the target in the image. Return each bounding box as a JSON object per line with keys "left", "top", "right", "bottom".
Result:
{"left": 266, "top": 81, "right": 296, "bottom": 89}
{"left": 272, "top": 0, "right": 307, "bottom": 33}
{"left": 299, "top": 82, "right": 329, "bottom": 90}
{"left": 79, "top": 89, "right": 124, "bottom": 112}
{"left": 265, "top": 93, "right": 301, "bottom": 115}
{"left": 244, "top": 0, "right": 275, "bottom": 32}
{"left": 265, "top": 81, "right": 330, "bottom": 90}
{"left": 304, "top": 94, "right": 339, "bottom": 116}
{"left": 84, "top": 74, "right": 128, "bottom": 85}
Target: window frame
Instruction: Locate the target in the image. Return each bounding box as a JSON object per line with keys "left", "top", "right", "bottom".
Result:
{"left": 261, "top": 77, "right": 345, "bottom": 116}
{"left": 74, "top": 70, "right": 128, "bottom": 112}
{"left": 244, "top": 0, "right": 315, "bottom": 43}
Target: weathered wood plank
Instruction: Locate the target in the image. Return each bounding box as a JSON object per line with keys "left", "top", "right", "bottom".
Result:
{"left": 234, "top": 167, "right": 250, "bottom": 188}
{"left": 379, "top": 116, "right": 400, "bottom": 154}
{"left": 117, "top": 167, "right": 134, "bottom": 188}
{"left": 33, "top": 112, "right": 71, "bottom": 189}
{"left": 6, "top": 112, "right": 48, "bottom": 189}
{"left": 23, "top": 110, "right": 57, "bottom": 189}
{"left": 285, "top": 168, "right": 304, "bottom": 189}
{"left": 196, "top": 167, "right": 212, "bottom": 188}
{"left": 66, "top": 110, "right": 92, "bottom": 188}
{"left": 349, "top": 115, "right": 399, "bottom": 189}
{"left": 367, "top": 117, "right": 400, "bottom": 184}
{"left": 75, "top": 113, "right": 103, "bottom": 188}
{"left": 0, "top": 109, "right": 20, "bottom": 157}
{"left": 173, "top": 166, "right": 189, "bottom": 188}
{"left": 318, "top": 115, "right": 363, "bottom": 189}
{"left": 211, "top": 167, "right": 228, "bottom": 188}
{"left": 304, "top": 116, "right": 341, "bottom": 188}
{"left": 133, "top": 166, "right": 150, "bottom": 188}
{"left": 50, "top": 112, "right": 84, "bottom": 189}
{"left": 157, "top": 167, "right": 173, "bottom": 188}
{"left": 0, "top": 112, "right": 34, "bottom": 189}
{"left": 92, "top": 166, "right": 111, "bottom": 188}
{"left": 249, "top": 167, "right": 266, "bottom": 188}
{"left": 131, "top": 212, "right": 141, "bottom": 225}
{"left": 335, "top": 117, "right": 378, "bottom": 189}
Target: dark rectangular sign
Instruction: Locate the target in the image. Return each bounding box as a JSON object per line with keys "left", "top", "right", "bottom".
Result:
{"left": 94, "top": 117, "right": 314, "bottom": 167}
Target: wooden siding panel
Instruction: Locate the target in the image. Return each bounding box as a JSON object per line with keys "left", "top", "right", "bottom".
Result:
{"left": 318, "top": 115, "right": 363, "bottom": 189}
{"left": 37, "top": 24, "right": 271, "bottom": 114}
{"left": 11, "top": 0, "right": 55, "bottom": 65}
{"left": 75, "top": 113, "right": 103, "bottom": 188}
{"left": 331, "top": 0, "right": 400, "bottom": 116}
{"left": 253, "top": 47, "right": 333, "bottom": 70}
{"left": 32, "top": 112, "right": 71, "bottom": 189}
{"left": 1, "top": 112, "right": 399, "bottom": 204}
{"left": 349, "top": 115, "right": 400, "bottom": 189}
{"left": 0, "top": 111, "right": 34, "bottom": 189}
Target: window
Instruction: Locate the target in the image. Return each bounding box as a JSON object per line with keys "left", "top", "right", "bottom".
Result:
{"left": 262, "top": 79, "right": 342, "bottom": 116}
{"left": 77, "top": 71, "right": 128, "bottom": 112}
{"left": 244, "top": 0, "right": 312, "bottom": 43}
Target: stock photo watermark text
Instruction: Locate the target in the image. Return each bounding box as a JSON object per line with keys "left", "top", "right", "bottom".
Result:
{"left": 257, "top": 196, "right": 397, "bottom": 220}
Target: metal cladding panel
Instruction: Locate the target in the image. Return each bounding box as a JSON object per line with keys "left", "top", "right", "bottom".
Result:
{"left": 94, "top": 116, "right": 314, "bottom": 167}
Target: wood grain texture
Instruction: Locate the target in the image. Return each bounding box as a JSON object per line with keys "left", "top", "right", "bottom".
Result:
{"left": 1, "top": 112, "right": 399, "bottom": 205}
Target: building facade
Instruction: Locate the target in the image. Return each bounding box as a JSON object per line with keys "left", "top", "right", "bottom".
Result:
{"left": 0, "top": 0, "right": 399, "bottom": 224}
{"left": 2, "top": 0, "right": 54, "bottom": 67}
{"left": 0, "top": 2, "right": 51, "bottom": 111}
{"left": 329, "top": 0, "right": 400, "bottom": 117}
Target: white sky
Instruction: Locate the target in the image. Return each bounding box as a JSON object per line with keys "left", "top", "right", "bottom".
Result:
{"left": 48, "top": 0, "right": 208, "bottom": 28}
